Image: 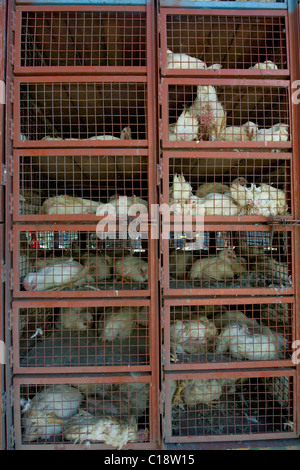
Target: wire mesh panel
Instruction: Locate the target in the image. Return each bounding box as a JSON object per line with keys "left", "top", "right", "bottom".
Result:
{"left": 13, "top": 300, "right": 150, "bottom": 374}
{"left": 15, "top": 6, "right": 147, "bottom": 74}
{"left": 14, "top": 78, "right": 148, "bottom": 147}
{"left": 164, "top": 371, "right": 296, "bottom": 442}
{"left": 163, "top": 298, "right": 294, "bottom": 370}
{"left": 160, "top": 10, "right": 288, "bottom": 76}
{"left": 164, "top": 152, "right": 292, "bottom": 221}
{"left": 14, "top": 149, "right": 148, "bottom": 221}
{"left": 14, "top": 376, "right": 151, "bottom": 449}
{"left": 14, "top": 225, "right": 150, "bottom": 298}
{"left": 162, "top": 225, "right": 293, "bottom": 296}
{"left": 161, "top": 79, "right": 291, "bottom": 149}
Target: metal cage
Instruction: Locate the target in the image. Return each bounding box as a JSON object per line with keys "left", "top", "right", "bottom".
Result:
{"left": 162, "top": 224, "right": 294, "bottom": 296}
{"left": 163, "top": 370, "right": 296, "bottom": 443}
{"left": 163, "top": 298, "right": 294, "bottom": 370}
{"left": 13, "top": 375, "right": 154, "bottom": 450}
{"left": 160, "top": 78, "right": 291, "bottom": 149}
{"left": 163, "top": 151, "right": 293, "bottom": 223}
{"left": 12, "top": 299, "right": 152, "bottom": 375}
{"left": 14, "top": 6, "right": 148, "bottom": 75}
{"left": 160, "top": 9, "right": 289, "bottom": 77}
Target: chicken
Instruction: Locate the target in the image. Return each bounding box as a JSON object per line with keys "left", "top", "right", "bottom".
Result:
{"left": 115, "top": 256, "right": 148, "bottom": 283}
{"left": 214, "top": 310, "right": 260, "bottom": 330}
{"left": 56, "top": 307, "right": 95, "bottom": 331}
{"left": 22, "top": 385, "right": 83, "bottom": 442}
{"left": 107, "top": 195, "right": 148, "bottom": 216}
{"left": 81, "top": 254, "right": 113, "bottom": 280}
{"left": 200, "top": 192, "right": 239, "bottom": 216}
{"left": 196, "top": 183, "right": 230, "bottom": 198}
{"left": 88, "top": 126, "right": 131, "bottom": 141}
{"left": 166, "top": 49, "right": 222, "bottom": 70}
{"left": 230, "top": 181, "right": 287, "bottom": 216}
{"left": 169, "top": 108, "right": 199, "bottom": 142}
{"left": 170, "top": 315, "right": 217, "bottom": 361}
{"left": 180, "top": 379, "right": 224, "bottom": 406}
{"left": 98, "top": 307, "right": 141, "bottom": 342}
{"left": 23, "top": 259, "right": 87, "bottom": 291}
{"left": 189, "top": 248, "right": 247, "bottom": 281}
{"left": 249, "top": 61, "right": 278, "bottom": 70}
{"left": 213, "top": 121, "right": 258, "bottom": 142}
{"left": 215, "top": 321, "right": 283, "bottom": 361}
{"left": 53, "top": 410, "right": 142, "bottom": 449}
{"left": 189, "top": 85, "right": 226, "bottom": 140}
{"left": 41, "top": 136, "right": 64, "bottom": 141}
{"left": 252, "top": 123, "right": 289, "bottom": 143}
{"left": 169, "top": 250, "right": 193, "bottom": 280}
{"left": 40, "top": 195, "right": 101, "bottom": 215}
{"left": 169, "top": 174, "right": 193, "bottom": 203}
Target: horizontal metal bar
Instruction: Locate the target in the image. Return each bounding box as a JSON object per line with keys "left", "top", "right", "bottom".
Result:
{"left": 160, "top": 2, "right": 287, "bottom": 10}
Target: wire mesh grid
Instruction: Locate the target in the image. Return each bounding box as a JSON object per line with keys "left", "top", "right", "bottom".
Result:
{"left": 163, "top": 300, "right": 293, "bottom": 368}
{"left": 15, "top": 379, "right": 150, "bottom": 448}
{"left": 165, "top": 372, "right": 295, "bottom": 441}
{"left": 15, "top": 227, "right": 149, "bottom": 297}
{"left": 161, "top": 11, "right": 288, "bottom": 74}
{"left": 13, "top": 301, "right": 150, "bottom": 372}
{"left": 163, "top": 226, "right": 293, "bottom": 294}
{"left": 15, "top": 79, "right": 148, "bottom": 145}
{"left": 162, "top": 80, "right": 290, "bottom": 147}
{"left": 16, "top": 8, "right": 147, "bottom": 71}
{"left": 14, "top": 151, "right": 148, "bottom": 220}
{"left": 165, "top": 153, "right": 292, "bottom": 219}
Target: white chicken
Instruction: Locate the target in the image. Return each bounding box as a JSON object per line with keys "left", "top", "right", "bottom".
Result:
{"left": 23, "top": 259, "right": 90, "bottom": 291}
{"left": 115, "top": 256, "right": 148, "bottom": 283}
{"left": 97, "top": 306, "right": 141, "bottom": 342}
{"left": 189, "top": 249, "right": 247, "bottom": 281}
{"left": 230, "top": 181, "right": 287, "bottom": 216}
{"left": 22, "top": 385, "right": 83, "bottom": 442}
{"left": 169, "top": 108, "right": 199, "bottom": 142}
{"left": 49, "top": 410, "right": 143, "bottom": 449}
{"left": 180, "top": 379, "right": 224, "bottom": 406}
{"left": 169, "top": 174, "right": 193, "bottom": 203}
{"left": 195, "top": 183, "right": 230, "bottom": 198}
{"left": 213, "top": 121, "right": 258, "bottom": 142}
{"left": 81, "top": 254, "right": 113, "bottom": 280}
{"left": 189, "top": 85, "right": 226, "bottom": 140}
{"left": 170, "top": 315, "right": 217, "bottom": 362}
{"left": 252, "top": 123, "right": 289, "bottom": 143}
{"left": 40, "top": 195, "right": 101, "bottom": 215}
{"left": 105, "top": 195, "right": 148, "bottom": 216}
{"left": 88, "top": 126, "right": 131, "bottom": 141}
{"left": 215, "top": 321, "right": 283, "bottom": 361}
{"left": 166, "top": 49, "right": 222, "bottom": 71}
{"left": 249, "top": 61, "right": 278, "bottom": 70}
{"left": 56, "top": 307, "right": 95, "bottom": 331}
{"left": 200, "top": 192, "right": 240, "bottom": 216}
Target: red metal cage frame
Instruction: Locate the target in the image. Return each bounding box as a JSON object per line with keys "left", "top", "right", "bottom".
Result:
{"left": 13, "top": 375, "right": 158, "bottom": 450}
{"left": 14, "top": 5, "right": 148, "bottom": 76}
{"left": 162, "top": 297, "right": 295, "bottom": 371}
{"left": 160, "top": 77, "right": 292, "bottom": 150}
{"left": 159, "top": 8, "right": 290, "bottom": 78}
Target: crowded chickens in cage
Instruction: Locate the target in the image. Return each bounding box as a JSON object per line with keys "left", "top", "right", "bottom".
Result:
{"left": 20, "top": 383, "right": 149, "bottom": 448}
{"left": 168, "top": 173, "right": 288, "bottom": 217}
{"left": 167, "top": 80, "right": 288, "bottom": 143}
{"left": 168, "top": 304, "right": 289, "bottom": 366}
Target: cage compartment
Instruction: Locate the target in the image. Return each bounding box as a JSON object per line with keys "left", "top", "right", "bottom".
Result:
{"left": 14, "top": 77, "right": 148, "bottom": 147}
{"left": 164, "top": 370, "right": 296, "bottom": 443}
{"left": 14, "top": 225, "right": 150, "bottom": 298}
{"left": 161, "top": 78, "right": 291, "bottom": 149}
{"left": 162, "top": 224, "right": 293, "bottom": 296}
{"left": 13, "top": 149, "right": 149, "bottom": 221}
{"left": 160, "top": 9, "right": 288, "bottom": 76}
{"left": 15, "top": 6, "right": 147, "bottom": 75}
{"left": 163, "top": 298, "right": 294, "bottom": 370}
{"left": 14, "top": 376, "right": 152, "bottom": 449}
{"left": 12, "top": 299, "right": 151, "bottom": 374}
{"left": 164, "top": 151, "right": 292, "bottom": 222}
